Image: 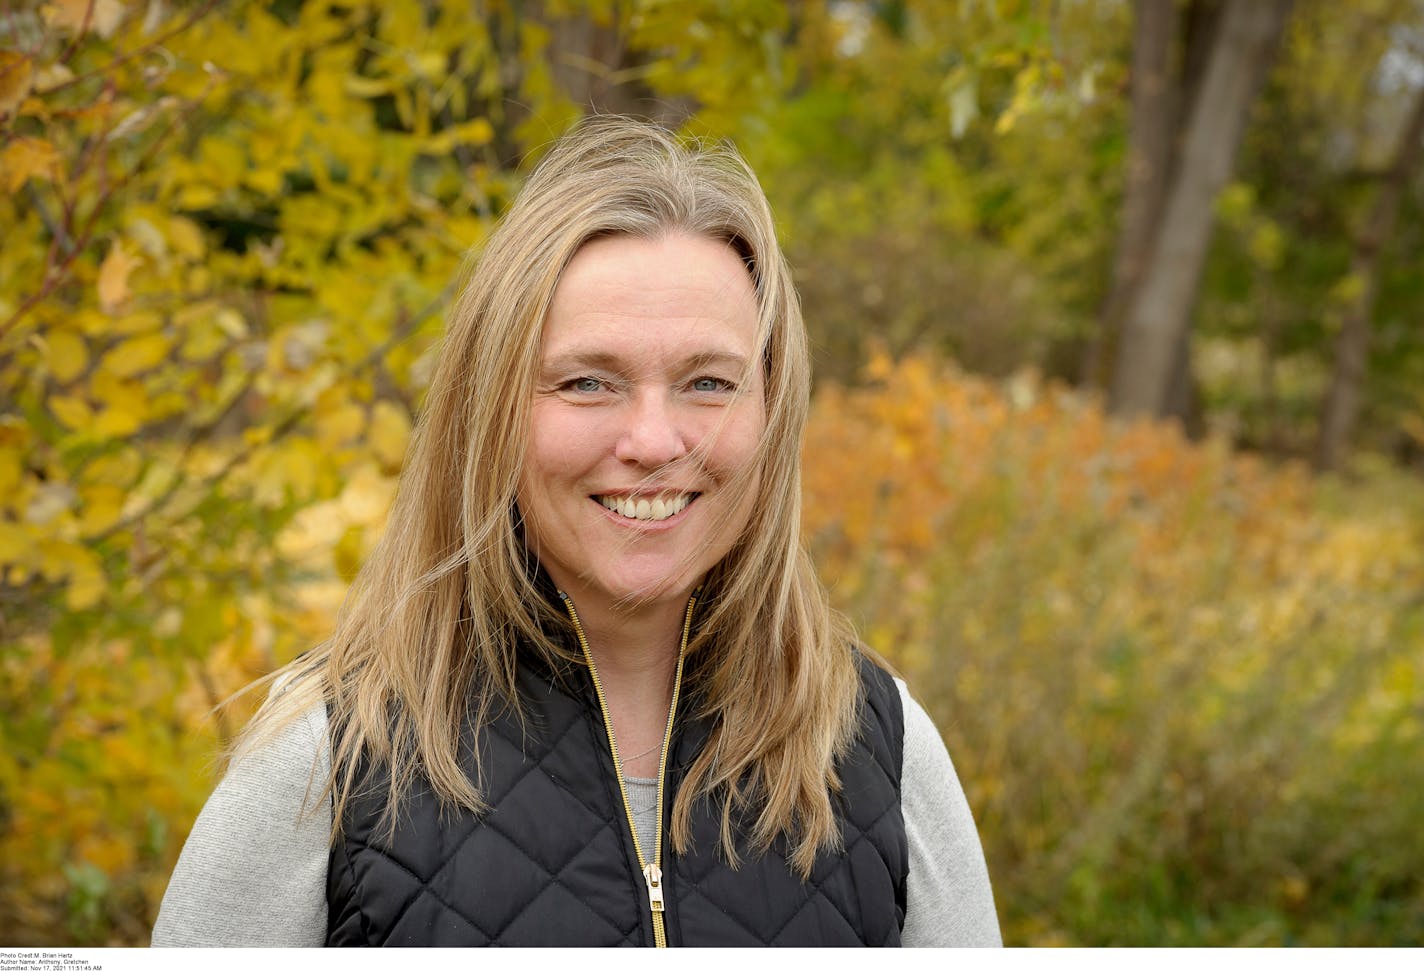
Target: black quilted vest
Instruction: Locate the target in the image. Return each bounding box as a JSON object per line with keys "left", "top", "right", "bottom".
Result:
{"left": 326, "top": 648, "right": 907, "bottom": 946}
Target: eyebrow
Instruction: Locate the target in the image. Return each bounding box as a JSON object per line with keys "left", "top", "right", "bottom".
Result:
{"left": 540, "top": 349, "right": 751, "bottom": 375}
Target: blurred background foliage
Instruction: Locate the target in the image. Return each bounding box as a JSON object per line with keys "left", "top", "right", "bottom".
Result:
{"left": 2, "top": 0, "right": 1422, "bottom": 946}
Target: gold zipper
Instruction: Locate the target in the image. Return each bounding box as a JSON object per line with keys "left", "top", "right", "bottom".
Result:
{"left": 558, "top": 589, "right": 697, "bottom": 949}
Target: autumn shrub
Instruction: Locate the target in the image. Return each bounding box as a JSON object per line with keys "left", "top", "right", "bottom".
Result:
{"left": 803, "top": 352, "right": 1424, "bottom": 946}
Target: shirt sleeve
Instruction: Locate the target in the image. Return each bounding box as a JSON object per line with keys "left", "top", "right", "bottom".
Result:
{"left": 150, "top": 704, "right": 332, "bottom": 947}
{"left": 895, "top": 679, "right": 1003, "bottom": 947}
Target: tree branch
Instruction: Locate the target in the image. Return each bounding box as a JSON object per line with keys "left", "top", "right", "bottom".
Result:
{"left": 0, "top": 78, "right": 209, "bottom": 341}
{"left": 43, "top": 0, "right": 225, "bottom": 97}
{"left": 92, "top": 282, "right": 455, "bottom": 543}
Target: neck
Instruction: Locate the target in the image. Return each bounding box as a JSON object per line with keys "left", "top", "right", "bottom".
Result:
{"left": 560, "top": 587, "right": 694, "bottom": 777}
{"left": 570, "top": 593, "right": 686, "bottom": 702}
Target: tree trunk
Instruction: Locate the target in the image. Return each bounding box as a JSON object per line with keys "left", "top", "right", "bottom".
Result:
{"left": 1178, "top": 0, "right": 1227, "bottom": 126}
{"left": 1316, "top": 86, "right": 1424, "bottom": 471}
{"left": 1108, "top": 0, "right": 1293, "bottom": 419}
{"left": 1083, "top": 0, "right": 1176, "bottom": 389}
{"left": 1164, "top": 326, "right": 1206, "bottom": 437}
{"left": 1157, "top": 0, "right": 1226, "bottom": 428}
{"left": 543, "top": 7, "right": 696, "bottom": 127}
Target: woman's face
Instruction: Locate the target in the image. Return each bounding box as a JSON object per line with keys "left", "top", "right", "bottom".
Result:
{"left": 518, "top": 232, "right": 766, "bottom": 618}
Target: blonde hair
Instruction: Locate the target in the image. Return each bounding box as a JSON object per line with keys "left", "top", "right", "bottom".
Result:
{"left": 244, "top": 116, "right": 862, "bottom": 876}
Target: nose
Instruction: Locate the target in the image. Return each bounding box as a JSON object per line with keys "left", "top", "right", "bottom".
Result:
{"left": 615, "top": 389, "right": 688, "bottom": 468}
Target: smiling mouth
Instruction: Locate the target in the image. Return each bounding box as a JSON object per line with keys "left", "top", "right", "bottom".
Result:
{"left": 595, "top": 492, "right": 698, "bottom": 522}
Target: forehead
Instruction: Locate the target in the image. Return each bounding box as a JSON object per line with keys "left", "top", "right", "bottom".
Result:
{"left": 540, "top": 234, "right": 760, "bottom": 360}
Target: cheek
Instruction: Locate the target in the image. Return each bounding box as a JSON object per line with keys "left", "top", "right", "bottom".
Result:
{"left": 725, "top": 403, "right": 767, "bottom": 469}
{"left": 517, "top": 437, "right": 566, "bottom": 526}
{"left": 523, "top": 404, "right": 586, "bottom": 483}
{"left": 710, "top": 410, "right": 767, "bottom": 505}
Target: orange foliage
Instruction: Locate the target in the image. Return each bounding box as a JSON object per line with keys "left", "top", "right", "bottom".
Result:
{"left": 803, "top": 353, "right": 1423, "bottom": 944}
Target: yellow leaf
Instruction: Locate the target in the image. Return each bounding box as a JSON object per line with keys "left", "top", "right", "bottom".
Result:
{"left": 46, "top": 330, "right": 88, "bottom": 383}
{"left": 339, "top": 465, "right": 396, "bottom": 525}
{"left": 17, "top": 95, "right": 50, "bottom": 122}
{"left": 0, "top": 50, "right": 33, "bottom": 119}
{"left": 281, "top": 437, "right": 324, "bottom": 503}
{"left": 0, "top": 447, "right": 21, "bottom": 500}
{"left": 42, "top": 0, "right": 126, "bottom": 38}
{"left": 97, "top": 241, "right": 141, "bottom": 314}
{"left": 315, "top": 401, "right": 366, "bottom": 449}
{"left": 67, "top": 571, "right": 105, "bottom": 609}
{"left": 57, "top": 543, "right": 106, "bottom": 610}
{"left": 176, "top": 182, "right": 218, "bottom": 209}
{"left": 91, "top": 402, "right": 144, "bottom": 437}
{"left": 73, "top": 307, "right": 111, "bottom": 337}
{"left": 1, "top": 136, "right": 60, "bottom": 192}
{"left": 167, "top": 216, "right": 206, "bottom": 260}
{"left": 82, "top": 448, "right": 141, "bottom": 488}
{"left": 446, "top": 215, "right": 487, "bottom": 247}
{"left": 0, "top": 415, "right": 26, "bottom": 447}
{"left": 197, "top": 137, "right": 246, "bottom": 189}
{"left": 0, "top": 522, "right": 35, "bottom": 563}
{"left": 32, "top": 62, "right": 74, "bottom": 93}
{"left": 26, "top": 481, "right": 76, "bottom": 525}
{"left": 101, "top": 332, "right": 171, "bottom": 377}
{"left": 276, "top": 502, "right": 346, "bottom": 558}
{"left": 343, "top": 74, "right": 396, "bottom": 98}
{"left": 49, "top": 394, "right": 94, "bottom": 430}
{"left": 112, "top": 309, "right": 162, "bottom": 336}
{"left": 370, "top": 400, "right": 412, "bottom": 470}
{"left": 90, "top": 370, "right": 150, "bottom": 435}
{"left": 128, "top": 217, "right": 168, "bottom": 262}
{"left": 414, "top": 51, "right": 445, "bottom": 80}
{"left": 334, "top": 524, "right": 365, "bottom": 582}
{"left": 180, "top": 319, "right": 228, "bottom": 363}
{"left": 77, "top": 484, "right": 125, "bottom": 537}
{"left": 215, "top": 308, "right": 248, "bottom": 339}
{"left": 425, "top": 117, "right": 495, "bottom": 154}
{"left": 245, "top": 166, "right": 283, "bottom": 195}
{"left": 154, "top": 606, "right": 181, "bottom": 638}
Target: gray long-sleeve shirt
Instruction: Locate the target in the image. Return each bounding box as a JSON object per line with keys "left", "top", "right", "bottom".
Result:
{"left": 151, "top": 679, "right": 1001, "bottom": 947}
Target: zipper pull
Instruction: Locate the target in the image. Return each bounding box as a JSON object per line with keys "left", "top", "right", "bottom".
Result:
{"left": 642, "top": 863, "right": 665, "bottom": 913}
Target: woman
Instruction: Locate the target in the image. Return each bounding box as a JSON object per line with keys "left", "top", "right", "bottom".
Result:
{"left": 152, "top": 117, "right": 1000, "bottom": 947}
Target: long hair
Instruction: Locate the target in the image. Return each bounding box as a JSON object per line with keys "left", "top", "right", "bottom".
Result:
{"left": 242, "top": 116, "right": 862, "bottom": 876}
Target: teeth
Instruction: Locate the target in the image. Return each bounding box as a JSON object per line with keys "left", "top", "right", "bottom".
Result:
{"left": 598, "top": 493, "right": 693, "bottom": 522}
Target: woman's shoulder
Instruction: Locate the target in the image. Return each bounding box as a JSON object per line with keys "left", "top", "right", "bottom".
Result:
{"left": 892, "top": 677, "right": 1004, "bottom": 947}
{"left": 892, "top": 678, "right": 946, "bottom": 770}
{"left": 150, "top": 700, "right": 331, "bottom": 946}
{"left": 893, "top": 676, "right": 972, "bottom": 819}
{"left": 236, "top": 697, "right": 330, "bottom": 777}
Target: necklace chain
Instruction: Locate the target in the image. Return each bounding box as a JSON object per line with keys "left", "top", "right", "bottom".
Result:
{"left": 620, "top": 738, "right": 662, "bottom": 765}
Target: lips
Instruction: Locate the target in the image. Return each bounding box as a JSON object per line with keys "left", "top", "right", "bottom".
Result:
{"left": 594, "top": 491, "right": 697, "bottom": 522}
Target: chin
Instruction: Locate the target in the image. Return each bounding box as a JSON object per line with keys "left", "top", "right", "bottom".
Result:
{"left": 598, "top": 568, "right": 700, "bottom": 610}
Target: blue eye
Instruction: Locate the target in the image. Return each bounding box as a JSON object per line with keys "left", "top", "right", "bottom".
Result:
{"left": 569, "top": 377, "right": 604, "bottom": 393}
{"left": 692, "top": 377, "right": 732, "bottom": 393}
